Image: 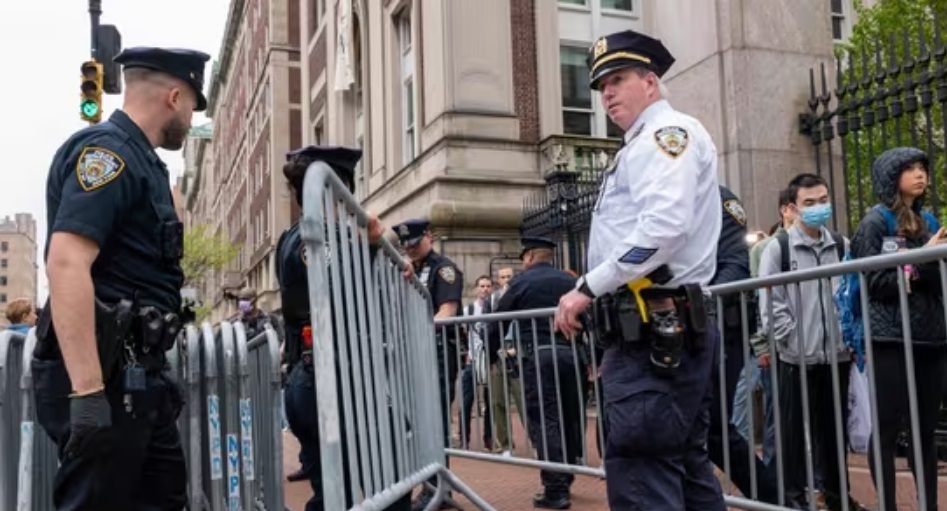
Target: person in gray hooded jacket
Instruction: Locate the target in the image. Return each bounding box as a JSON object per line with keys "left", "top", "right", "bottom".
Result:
{"left": 758, "top": 173, "right": 867, "bottom": 511}
{"left": 850, "top": 146, "right": 947, "bottom": 511}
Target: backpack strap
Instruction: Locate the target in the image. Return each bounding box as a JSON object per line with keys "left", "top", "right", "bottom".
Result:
{"left": 922, "top": 210, "right": 940, "bottom": 233}
{"left": 776, "top": 230, "right": 790, "bottom": 273}
{"left": 830, "top": 231, "right": 845, "bottom": 261}
{"left": 873, "top": 204, "right": 898, "bottom": 236}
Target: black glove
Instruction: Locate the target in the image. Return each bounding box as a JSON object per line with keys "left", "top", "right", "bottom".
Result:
{"left": 65, "top": 390, "right": 113, "bottom": 460}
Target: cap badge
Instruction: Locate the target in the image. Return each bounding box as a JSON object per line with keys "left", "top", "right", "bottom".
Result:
{"left": 593, "top": 38, "right": 608, "bottom": 60}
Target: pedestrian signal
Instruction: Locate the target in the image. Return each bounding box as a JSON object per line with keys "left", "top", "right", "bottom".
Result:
{"left": 80, "top": 61, "right": 104, "bottom": 124}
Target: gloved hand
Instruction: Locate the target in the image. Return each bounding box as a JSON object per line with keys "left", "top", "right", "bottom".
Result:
{"left": 65, "top": 390, "right": 113, "bottom": 460}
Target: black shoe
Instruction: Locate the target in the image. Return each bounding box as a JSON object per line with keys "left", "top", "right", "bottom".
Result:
{"left": 533, "top": 493, "right": 570, "bottom": 510}
{"left": 286, "top": 467, "right": 307, "bottom": 482}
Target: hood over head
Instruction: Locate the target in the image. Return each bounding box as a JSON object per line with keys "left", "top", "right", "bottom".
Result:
{"left": 871, "top": 147, "right": 929, "bottom": 211}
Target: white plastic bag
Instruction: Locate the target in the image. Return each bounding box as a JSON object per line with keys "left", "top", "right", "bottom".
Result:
{"left": 847, "top": 366, "right": 872, "bottom": 454}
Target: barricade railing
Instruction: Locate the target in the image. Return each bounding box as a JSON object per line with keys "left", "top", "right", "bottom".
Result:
{"left": 435, "top": 244, "right": 947, "bottom": 511}
{"left": 170, "top": 320, "right": 285, "bottom": 511}
{"left": 0, "top": 328, "right": 58, "bottom": 511}
{"left": 300, "top": 160, "right": 494, "bottom": 510}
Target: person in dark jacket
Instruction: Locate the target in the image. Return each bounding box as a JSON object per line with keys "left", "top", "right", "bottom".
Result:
{"left": 850, "top": 146, "right": 947, "bottom": 511}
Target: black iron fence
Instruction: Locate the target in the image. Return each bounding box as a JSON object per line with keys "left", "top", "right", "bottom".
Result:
{"left": 520, "top": 135, "right": 621, "bottom": 273}
{"left": 801, "top": 17, "right": 947, "bottom": 235}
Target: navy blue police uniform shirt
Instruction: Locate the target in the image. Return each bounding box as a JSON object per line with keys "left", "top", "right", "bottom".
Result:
{"left": 416, "top": 251, "right": 463, "bottom": 319}
{"left": 276, "top": 223, "right": 310, "bottom": 365}
{"left": 713, "top": 185, "right": 750, "bottom": 286}
{"left": 486, "top": 263, "right": 577, "bottom": 363}
{"left": 46, "top": 110, "right": 184, "bottom": 312}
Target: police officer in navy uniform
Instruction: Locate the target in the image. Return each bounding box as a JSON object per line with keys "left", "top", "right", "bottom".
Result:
{"left": 554, "top": 30, "right": 727, "bottom": 509}
{"left": 32, "top": 47, "right": 209, "bottom": 510}
{"left": 392, "top": 219, "right": 463, "bottom": 510}
{"left": 277, "top": 145, "right": 412, "bottom": 511}
{"left": 488, "top": 237, "right": 583, "bottom": 509}
{"left": 707, "top": 186, "right": 782, "bottom": 504}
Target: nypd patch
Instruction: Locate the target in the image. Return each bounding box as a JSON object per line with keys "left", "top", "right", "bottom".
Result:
{"left": 654, "top": 126, "right": 689, "bottom": 158}
{"left": 723, "top": 199, "right": 747, "bottom": 227}
{"left": 438, "top": 266, "right": 456, "bottom": 285}
{"left": 75, "top": 147, "right": 125, "bottom": 192}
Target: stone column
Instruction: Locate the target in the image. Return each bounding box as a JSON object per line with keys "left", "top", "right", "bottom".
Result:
{"left": 646, "top": 0, "right": 838, "bottom": 232}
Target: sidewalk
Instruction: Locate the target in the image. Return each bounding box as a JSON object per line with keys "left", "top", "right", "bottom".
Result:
{"left": 283, "top": 423, "right": 947, "bottom": 511}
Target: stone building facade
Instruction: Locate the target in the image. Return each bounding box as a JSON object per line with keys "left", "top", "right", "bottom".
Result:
{"left": 0, "top": 213, "right": 37, "bottom": 326}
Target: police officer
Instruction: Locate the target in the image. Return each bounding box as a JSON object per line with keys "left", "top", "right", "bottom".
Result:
{"left": 554, "top": 30, "right": 726, "bottom": 509}
{"left": 277, "top": 145, "right": 412, "bottom": 511}
{"left": 32, "top": 47, "right": 208, "bottom": 510}
{"left": 392, "top": 219, "right": 463, "bottom": 510}
{"left": 707, "top": 186, "right": 781, "bottom": 504}
{"left": 488, "top": 237, "right": 583, "bottom": 509}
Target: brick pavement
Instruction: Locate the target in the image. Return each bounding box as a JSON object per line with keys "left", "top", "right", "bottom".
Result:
{"left": 283, "top": 414, "right": 947, "bottom": 511}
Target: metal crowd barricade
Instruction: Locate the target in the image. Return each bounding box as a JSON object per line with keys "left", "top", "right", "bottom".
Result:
{"left": 300, "top": 160, "right": 494, "bottom": 511}
{"left": 438, "top": 244, "right": 947, "bottom": 510}
{"left": 169, "top": 320, "right": 284, "bottom": 511}
{"left": 0, "top": 328, "right": 58, "bottom": 511}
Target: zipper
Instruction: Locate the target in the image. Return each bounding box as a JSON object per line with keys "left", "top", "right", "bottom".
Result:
{"left": 799, "top": 243, "right": 832, "bottom": 364}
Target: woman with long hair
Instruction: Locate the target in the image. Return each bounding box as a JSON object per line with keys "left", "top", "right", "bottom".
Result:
{"left": 850, "top": 146, "right": 947, "bottom": 511}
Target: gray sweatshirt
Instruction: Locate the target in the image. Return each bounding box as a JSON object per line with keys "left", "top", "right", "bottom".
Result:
{"left": 758, "top": 223, "right": 850, "bottom": 366}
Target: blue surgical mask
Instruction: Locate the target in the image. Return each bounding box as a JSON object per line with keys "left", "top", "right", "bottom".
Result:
{"left": 800, "top": 203, "right": 832, "bottom": 228}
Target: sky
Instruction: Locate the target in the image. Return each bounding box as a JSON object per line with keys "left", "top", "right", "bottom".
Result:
{"left": 0, "top": 0, "right": 231, "bottom": 303}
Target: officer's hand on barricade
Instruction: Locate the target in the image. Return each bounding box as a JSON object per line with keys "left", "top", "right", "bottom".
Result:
{"left": 367, "top": 214, "right": 385, "bottom": 245}
{"left": 555, "top": 289, "right": 592, "bottom": 339}
{"left": 402, "top": 263, "right": 415, "bottom": 280}
{"left": 66, "top": 389, "right": 113, "bottom": 460}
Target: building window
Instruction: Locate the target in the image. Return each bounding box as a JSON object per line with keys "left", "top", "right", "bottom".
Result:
{"left": 560, "top": 46, "right": 593, "bottom": 136}
{"left": 601, "top": 0, "right": 633, "bottom": 11}
{"left": 1, "top": 259, "right": 6, "bottom": 269}
{"left": 0, "top": 276, "right": 6, "bottom": 286}
{"left": 831, "top": 0, "right": 845, "bottom": 41}
{"left": 0, "top": 294, "right": 6, "bottom": 304}
{"left": 560, "top": 0, "right": 586, "bottom": 4}
{"left": 0, "top": 241, "right": 6, "bottom": 252}
{"left": 399, "top": 10, "right": 416, "bottom": 165}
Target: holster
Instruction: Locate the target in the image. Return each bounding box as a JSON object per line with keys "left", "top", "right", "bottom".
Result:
{"left": 97, "top": 298, "right": 135, "bottom": 383}
{"left": 138, "top": 307, "right": 183, "bottom": 354}
{"left": 640, "top": 284, "right": 708, "bottom": 354}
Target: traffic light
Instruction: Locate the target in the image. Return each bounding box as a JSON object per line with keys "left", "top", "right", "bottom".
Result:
{"left": 80, "top": 60, "right": 104, "bottom": 124}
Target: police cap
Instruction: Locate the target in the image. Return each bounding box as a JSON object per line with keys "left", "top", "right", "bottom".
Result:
{"left": 286, "top": 145, "right": 362, "bottom": 190}
{"left": 587, "top": 30, "right": 675, "bottom": 90}
{"left": 393, "top": 219, "right": 430, "bottom": 248}
{"left": 519, "top": 236, "right": 557, "bottom": 259}
{"left": 114, "top": 47, "right": 211, "bottom": 111}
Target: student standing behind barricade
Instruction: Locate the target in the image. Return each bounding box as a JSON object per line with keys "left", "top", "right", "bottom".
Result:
{"left": 276, "top": 145, "right": 412, "bottom": 511}
{"left": 488, "top": 237, "right": 582, "bottom": 510}
{"left": 31, "top": 47, "right": 209, "bottom": 511}
{"left": 758, "top": 173, "right": 867, "bottom": 511}
{"left": 554, "top": 29, "right": 726, "bottom": 510}
{"left": 850, "top": 147, "right": 947, "bottom": 511}
{"left": 706, "top": 186, "right": 781, "bottom": 504}
{"left": 391, "top": 219, "right": 464, "bottom": 511}
{"left": 235, "top": 287, "right": 274, "bottom": 339}
{"left": 5, "top": 297, "right": 38, "bottom": 334}
{"left": 460, "top": 276, "right": 494, "bottom": 450}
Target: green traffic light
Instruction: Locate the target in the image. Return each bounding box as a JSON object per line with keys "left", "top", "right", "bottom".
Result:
{"left": 81, "top": 99, "right": 100, "bottom": 118}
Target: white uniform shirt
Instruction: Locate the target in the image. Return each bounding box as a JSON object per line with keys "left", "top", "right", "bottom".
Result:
{"left": 585, "top": 99, "right": 720, "bottom": 296}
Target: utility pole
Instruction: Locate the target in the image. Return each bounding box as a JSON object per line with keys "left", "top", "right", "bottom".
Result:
{"left": 89, "top": 0, "right": 101, "bottom": 60}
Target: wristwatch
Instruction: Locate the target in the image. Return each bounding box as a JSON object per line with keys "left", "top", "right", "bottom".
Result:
{"left": 576, "top": 276, "right": 596, "bottom": 299}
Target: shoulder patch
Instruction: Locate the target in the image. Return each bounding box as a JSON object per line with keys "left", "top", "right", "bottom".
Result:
{"left": 437, "top": 266, "right": 456, "bottom": 285}
{"left": 75, "top": 147, "right": 126, "bottom": 192}
{"left": 723, "top": 199, "right": 747, "bottom": 227}
{"left": 653, "top": 126, "right": 689, "bottom": 158}
{"left": 618, "top": 247, "right": 658, "bottom": 265}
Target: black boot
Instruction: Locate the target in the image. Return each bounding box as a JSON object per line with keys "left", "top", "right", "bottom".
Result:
{"left": 532, "top": 490, "right": 570, "bottom": 510}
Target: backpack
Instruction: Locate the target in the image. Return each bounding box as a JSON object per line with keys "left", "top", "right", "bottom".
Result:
{"left": 833, "top": 204, "right": 940, "bottom": 372}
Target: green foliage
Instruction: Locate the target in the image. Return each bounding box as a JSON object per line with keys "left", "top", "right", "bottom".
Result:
{"left": 182, "top": 224, "right": 240, "bottom": 286}
{"left": 823, "top": 0, "right": 947, "bottom": 232}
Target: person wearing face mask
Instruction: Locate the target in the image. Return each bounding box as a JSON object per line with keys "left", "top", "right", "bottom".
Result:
{"left": 235, "top": 287, "right": 272, "bottom": 340}
{"left": 850, "top": 147, "right": 947, "bottom": 511}
{"left": 32, "top": 47, "right": 208, "bottom": 510}
{"left": 758, "top": 173, "right": 868, "bottom": 511}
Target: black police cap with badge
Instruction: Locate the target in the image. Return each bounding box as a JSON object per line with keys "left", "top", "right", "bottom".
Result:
{"left": 114, "top": 47, "right": 211, "bottom": 111}
{"left": 519, "top": 236, "right": 557, "bottom": 260}
{"left": 285, "top": 145, "right": 363, "bottom": 193}
{"left": 586, "top": 30, "right": 675, "bottom": 90}
{"left": 393, "top": 219, "right": 430, "bottom": 248}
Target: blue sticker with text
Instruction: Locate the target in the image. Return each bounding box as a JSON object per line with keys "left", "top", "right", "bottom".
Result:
{"left": 618, "top": 247, "right": 658, "bottom": 265}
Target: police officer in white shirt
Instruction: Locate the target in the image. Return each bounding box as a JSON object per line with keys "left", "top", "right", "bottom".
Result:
{"left": 554, "top": 30, "right": 726, "bottom": 510}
